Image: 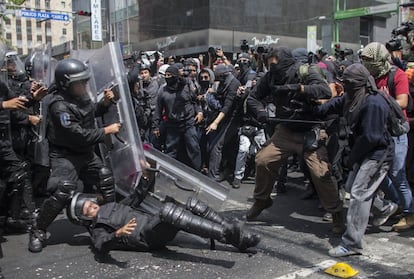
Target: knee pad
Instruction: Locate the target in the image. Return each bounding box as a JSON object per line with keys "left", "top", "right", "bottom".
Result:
{"left": 98, "top": 167, "right": 115, "bottom": 202}
{"left": 9, "top": 169, "right": 29, "bottom": 192}
{"left": 98, "top": 167, "right": 114, "bottom": 188}
{"left": 53, "top": 180, "right": 77, "bottom": 204}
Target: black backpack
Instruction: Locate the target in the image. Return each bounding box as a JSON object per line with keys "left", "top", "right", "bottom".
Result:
{"left": 376, "top": 89, "right": 410, "bottom": 137}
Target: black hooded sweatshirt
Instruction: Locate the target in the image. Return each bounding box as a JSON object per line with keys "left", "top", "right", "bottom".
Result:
{"left": 314, "top": 63, "right": 393, "bottom": 166}
{"left": 249, "top": 47, "right": 331, "bottom": 131}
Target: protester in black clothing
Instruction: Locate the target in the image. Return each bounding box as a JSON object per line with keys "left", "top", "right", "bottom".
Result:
{"left": 236, "top": 53, "right": 256, "bottom": 86}
{"left": 152, "top": 66, "right": 203, "bottom": 170}
{"left": 206, "top": 64, "right": 242, "bottom": 182}
{"left": 245, "top": 47, "right": 344, "bottom": 234}
{"left": 28, "top": 58, "right": 121, "bottom": 253}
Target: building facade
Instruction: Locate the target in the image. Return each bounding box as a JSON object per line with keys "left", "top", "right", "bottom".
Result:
{"left": 3, "top": 0, "right": 73, "bottom": 55}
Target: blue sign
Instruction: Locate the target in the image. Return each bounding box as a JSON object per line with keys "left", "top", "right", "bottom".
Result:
{"left": 20, "top": 10, "right": 70, "bottom": 22}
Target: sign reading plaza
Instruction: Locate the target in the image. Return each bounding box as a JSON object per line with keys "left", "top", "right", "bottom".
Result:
{"left": 18, "top": 10, "right": 70, "bottom": 22}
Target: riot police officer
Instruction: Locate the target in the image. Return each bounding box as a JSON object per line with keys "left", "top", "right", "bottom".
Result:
{"left": 28, "top": 58, "right": 121, "bottom": 253}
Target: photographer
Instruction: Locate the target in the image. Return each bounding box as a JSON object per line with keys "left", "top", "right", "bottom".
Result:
{"left": 207, "top": 47, "right": 231, "bottom": 69}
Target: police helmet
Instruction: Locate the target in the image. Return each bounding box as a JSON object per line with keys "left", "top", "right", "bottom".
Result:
{"left": 54, "top": 58, "right": 90, "bottom": 91}
{"left": 66, "top": 192, "right": 99, "bottom": 226}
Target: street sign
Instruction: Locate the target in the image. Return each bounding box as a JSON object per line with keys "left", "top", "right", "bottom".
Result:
{"left": 334, "top": 3, "right": 398, "bottom": 20}
{"left": 17, "top": 9, "right": 70, "bottom": 22}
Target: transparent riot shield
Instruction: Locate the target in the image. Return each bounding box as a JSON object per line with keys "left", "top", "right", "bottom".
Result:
{"left": 72, "top": 43, "right": 145, "bottom": 196}
{"left": 0, "top": 42, "right": 6, "bottom": 83}
{"left": 144, "top": 145, "right": 229, "bottom": 211}
{"left": 31, "top": 43, "right": 53, "bottom": 87}
{"left": 5, "top": 51, "right": 26, "bottom": 80}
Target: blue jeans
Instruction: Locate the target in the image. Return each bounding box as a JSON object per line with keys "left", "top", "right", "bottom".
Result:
{"left": 342, "top": 160, "right": 390, "bottom": 250}
{"left": 380, "top": 134, "right": 414, "bottom": 215}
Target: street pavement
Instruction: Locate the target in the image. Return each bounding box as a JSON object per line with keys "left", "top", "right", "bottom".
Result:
{"left": 1, "top": 171, "right": 414, "bottom": 279}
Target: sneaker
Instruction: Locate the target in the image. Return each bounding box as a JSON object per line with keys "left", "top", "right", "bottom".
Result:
{"left": 328, "top": 245, "right": 360, "bottom": 257}
{"left": 232, "top": 178, "right": 241, "bottom": 189}
{"left": 392, "top": 215, "right": 414, "bottom": 231}
{"left": 372, "top": 203, "right": 399, "bottom": 227}
{"left": 246, "top": 199, "right": 273, "bottom": 221}
{"left": 322, "top": 212, "right": 333, "bottom": 222}
{"left": 28, "top": 229, "right": 46, "bottom": 253}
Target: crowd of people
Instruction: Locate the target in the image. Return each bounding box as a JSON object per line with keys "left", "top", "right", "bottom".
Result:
{"left": 1, "top": 33, "right": 414, "bottom": 277}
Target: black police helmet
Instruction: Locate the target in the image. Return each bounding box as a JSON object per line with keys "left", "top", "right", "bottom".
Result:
{"left": 66, "top": 192, "right": 98, "bottom": 226}
{"left": 55, "top": 58, "right": 90, "bottom": 91}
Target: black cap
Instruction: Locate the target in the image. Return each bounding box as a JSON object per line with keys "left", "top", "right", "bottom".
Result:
{"left": 166, "top": 65, "right": 179, "bottom": 76}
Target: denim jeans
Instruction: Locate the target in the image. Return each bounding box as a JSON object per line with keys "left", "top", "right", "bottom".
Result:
{"left": 380, "top": 134, "right": 414, "bottom": 215}
{"left": 234, "top": 129, "right": 266, "bottom": 180}
{"left": 342, "top": 159, "right": 390, "bottom": 250}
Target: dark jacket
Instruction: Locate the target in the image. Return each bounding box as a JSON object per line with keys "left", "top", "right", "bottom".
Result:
{"left": 47, "top": 89, "right": 108, "bottom": 155}
{"left": 153, "top": 79, "right": 201, "bottom": 129}
{"left": 90, "top": 202, "right": 151, "bottom": 252}
{"left": 249, "top": 48, "right": 331, "bottom": 131}
{"left": 0, "top": 81, "right": 12, "bottom": 148}
{"left": 314, "top": 64, "right": 394, "bottom": 166}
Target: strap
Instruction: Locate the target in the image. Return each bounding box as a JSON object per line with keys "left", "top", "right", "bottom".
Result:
{"left": 387, "top": 66, "right": 398, "bottom": 98}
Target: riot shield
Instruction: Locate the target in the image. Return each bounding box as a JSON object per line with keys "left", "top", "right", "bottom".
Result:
{"left": 31, "top": 43, "right": 53, "bottom": 87}
{"left": 30, "top": 44, "right": 54, "bottom": 167}
{"left": 144, "top": 145, "right": 229, "bottom": 210}
{"left": 72, "top": 43, "right": 145, "bottom": 196}
{"left": 0, "top": 42, "right": 6, "bottom": 83}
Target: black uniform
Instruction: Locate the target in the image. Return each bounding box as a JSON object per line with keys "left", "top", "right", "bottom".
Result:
{"left": 0, "top": 81, "right": 31, "bottom": 231}
{"left": 79, "top": 195, "right": 260, "bottom": 254}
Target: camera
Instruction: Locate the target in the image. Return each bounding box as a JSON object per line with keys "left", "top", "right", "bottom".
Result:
{"left": 386, "top": 38, "right": 403, "bottom": 52}
{"left": 392, "top": 21, "right": 414, "bottom": 37}
{"left": 240, "top": 39, "right": 249, "bottom": 53}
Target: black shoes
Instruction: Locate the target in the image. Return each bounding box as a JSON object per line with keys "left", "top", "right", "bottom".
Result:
{"left": 232, "top": 178, "right": 241, "bottom": 189}
{"left": 225, "top": 222, "right": 261, "bottom": 252}
{"left": 28, "top": 229, "right": 46, "bottom": 253}
{"left": 246, "top": 199, "right": 273, "bottom": 221}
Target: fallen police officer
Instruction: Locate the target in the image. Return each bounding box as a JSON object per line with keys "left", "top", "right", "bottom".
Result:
{"left": 66, "top": 182, "right": 260, "bottom": 257}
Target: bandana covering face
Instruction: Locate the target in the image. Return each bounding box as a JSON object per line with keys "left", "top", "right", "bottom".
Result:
{"left": 361, "top": 42, "right": 391, "bottom": 79}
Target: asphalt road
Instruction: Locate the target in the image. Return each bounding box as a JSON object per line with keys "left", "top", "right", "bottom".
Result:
{"left": 1, "top": 171, "right": 414, "bottom": 279}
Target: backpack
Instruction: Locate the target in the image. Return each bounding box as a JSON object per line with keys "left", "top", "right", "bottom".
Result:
{"left": 387, "top": 65, "right": 413, "bottom": 113}
{"left": 376, "top": 89, "right": 410, "bottom": 137}
{"left": 298, "top": 63, "right": 328, "bottom": 84}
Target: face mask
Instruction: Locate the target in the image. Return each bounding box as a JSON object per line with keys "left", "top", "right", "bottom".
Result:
{"left": 362, "top": 61, "right": 381, "bottom": 78}
{"left": 239, "top": 61, "right": 250, "bottom": 71}
{"left": 199, "top": 80, "right": 210, "bottom": 89}
{"left": 165, "top": 76, "right": 178, "bottom": 87}
{"left": 216, "top": 74, "right": 227, "bottom": 83}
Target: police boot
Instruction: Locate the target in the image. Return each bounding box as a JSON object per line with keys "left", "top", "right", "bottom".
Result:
{"left": 160, "top": 202, "right": 260, "bottom": 252}
{"left": 20, "top": 162, "right": 36, "bottom": 216}
{"left": 29, "top": 196, "right": 65, "bottom": 253}
{"left": 6, "top": 191, "right": 28, "bottom": 233}
{"left": 186, "top": 197, "right": 228, "bottom": 226}
{"left": 98, "top": 167, "right": 116, "bottom": 203}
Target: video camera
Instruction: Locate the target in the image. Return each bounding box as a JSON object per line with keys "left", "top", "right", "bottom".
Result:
{"left": 386, "top": 37, "right": 403, "bottom": 52}
{"left": 392, "top": 21, "right": 414, "bottom": 37}
{"left": 334, "top": 44, "right": 353, "bottom": 60}
{"left": 240, "top": 39, "right": 249, "bottom": 53}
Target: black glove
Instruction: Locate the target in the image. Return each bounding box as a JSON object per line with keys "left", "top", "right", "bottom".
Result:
{"left": 272, "top": 84, "right": 301, "bottom": 95}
